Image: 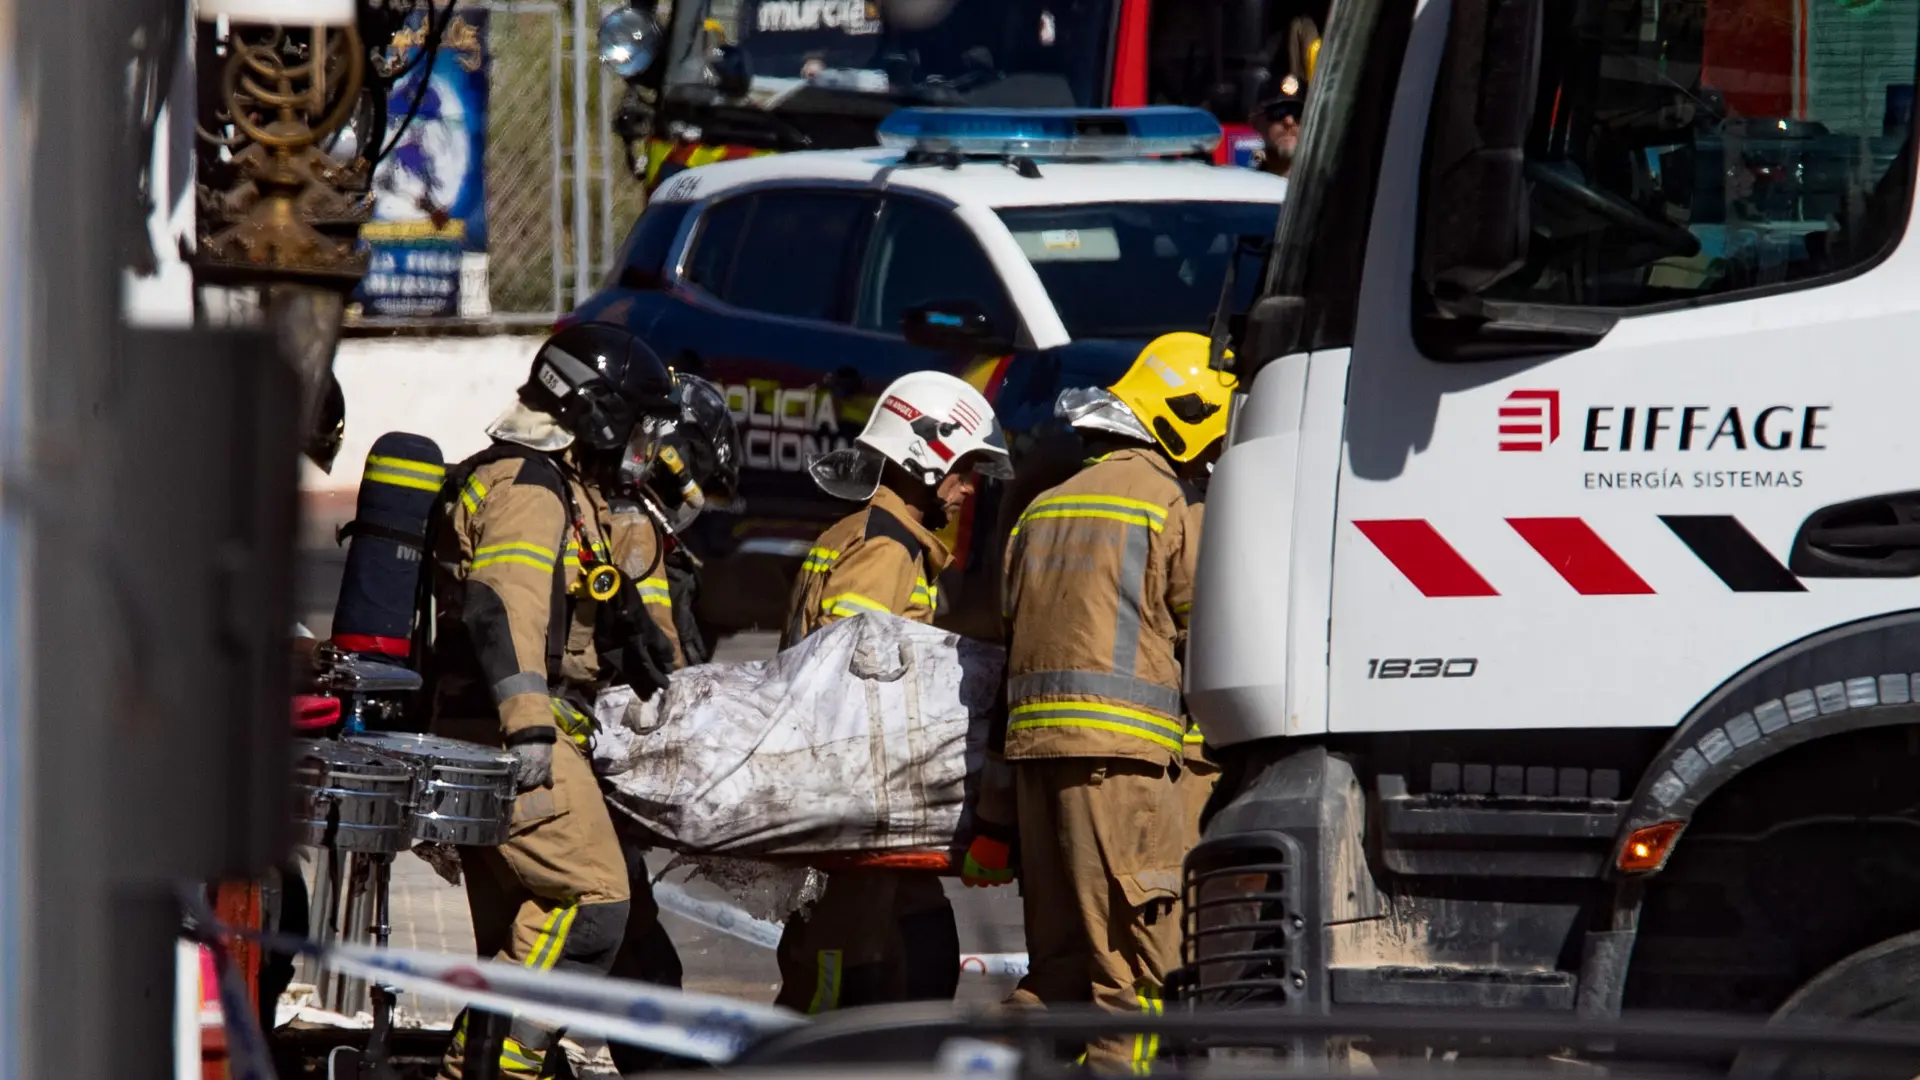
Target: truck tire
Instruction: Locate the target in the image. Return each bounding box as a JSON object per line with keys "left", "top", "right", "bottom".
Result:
{"left": 1730, "top": 929, "right": 1920, "bottom": 1080}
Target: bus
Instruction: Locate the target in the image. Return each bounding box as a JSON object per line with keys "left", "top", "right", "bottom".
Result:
{"left": 597, "top": 0, "right": 1325, "bottom": 188}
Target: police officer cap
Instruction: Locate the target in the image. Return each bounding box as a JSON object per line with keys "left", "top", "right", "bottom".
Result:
{"left": 1257, "top": 73, "right": 1304, "bottom": 122}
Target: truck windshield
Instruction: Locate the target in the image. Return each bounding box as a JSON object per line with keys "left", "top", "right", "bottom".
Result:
{"left": 664, "top": 0, "right": 1112, "bottom": 108}
{"left": 996, "top": 201, "right": 1282, "bottom": 340}
{"left": 1455, "top": 0, "right": 1917, "bottom": 308}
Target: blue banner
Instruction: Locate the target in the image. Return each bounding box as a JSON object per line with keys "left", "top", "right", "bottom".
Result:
{"left": 354, "top": 8, "right": 490, "bottom": 317}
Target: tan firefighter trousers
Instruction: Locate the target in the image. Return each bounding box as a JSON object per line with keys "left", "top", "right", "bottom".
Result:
{"left": 437, "top": 734, "right": 630, "bottom": 1079}
{"left": 1008, "top": 757, "right": 1188, "bottom": 1075}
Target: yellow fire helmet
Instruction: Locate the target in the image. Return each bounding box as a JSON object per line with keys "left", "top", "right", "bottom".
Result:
{"left": 1106, "top": 332, "right": 1240, "bottom": 462}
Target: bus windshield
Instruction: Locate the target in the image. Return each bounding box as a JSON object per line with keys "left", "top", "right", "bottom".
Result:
{"left": 664, "top": 0, "right": 1113, "bottom": 108}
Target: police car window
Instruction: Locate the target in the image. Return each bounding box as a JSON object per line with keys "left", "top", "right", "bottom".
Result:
{"left": 1456, "top": 0, "right": 1916, "bottom": 309}
{"left": 722, "top": 191, "right": 874, "bottom": 322}
{"left": 994, "top": 201, "right": 1281, "bottom": 340}
{"left": 685, "top": 197, "right": 753, "bottom": 297}
{"left": 857, "top": 198, "right": 1016, "bottom": 336}
{"left": 607, "top": 201, "right": 693, "bottom": 289}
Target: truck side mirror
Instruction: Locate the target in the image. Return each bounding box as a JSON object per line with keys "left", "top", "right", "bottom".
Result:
{"left": 1419, "top": 0, "right": 1542, "bottom": 299}
{"left": 902, "top": 301, "right": 1011, "bottom": 354}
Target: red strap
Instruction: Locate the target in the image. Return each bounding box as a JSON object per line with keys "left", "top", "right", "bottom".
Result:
{"left": 332, "top": 633, "right": 411, "bottom": 658}
{"left": 291, "top": 695, "right": 341, "bottom": 731}
{"left": 809, "top": 850, "right": 956, "bottom": 872}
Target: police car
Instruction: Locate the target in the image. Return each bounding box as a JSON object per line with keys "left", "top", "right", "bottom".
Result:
{"left": 570, "top": 107, "right": 1286, "bottom": 636}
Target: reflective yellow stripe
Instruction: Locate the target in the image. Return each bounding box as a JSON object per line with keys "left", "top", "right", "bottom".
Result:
{"left": 473, "top": 540, "right": 557, "bottom": 573}
{"left": 1133, "top": 986, "right": 1148, "bottom": 1075}
{"left": 477, "top": 541, "right": 557, "bottom": 559}
{"left": 1020, "top": 494, "right": 1168, "bottom": 533}
{"left": 550, "top": 700, "right": 594, "bottom": 746}
{"left": 911, "top": 575, "right": 935, "bottom": 606}
{"left": 524, "top": 907, "right": 564, "bottom": 969}
{"left": 1012, "top": 700, "right": 1185, "bottom": 733}
{"left": 460, "top": 476, "right": 489, "bottom": 514}
{"left": 366, "top": 454, "right": 447, "bottom": 480}
{"left": 802, "top": 546, "right": 840, "bottom": 574}
{"left": 808, "top": 949, "right": 843, "bottom": 1014}
{"left": 1020, "top": 507, "right": 1165, "bottom": 531}
{"left": 542, "top": 905, "right": 578, "bottom": 970}
{"left": 822, "top": 592, "right": 890, "bottom": 618}
{"left": 500, "top": 1037, "right": 544, "bottom": 1076}
{"left": 566, "top": 540, "right": 612, "bottom": 559}
{"left": 1010, "top": 717, "right": 1183, "bottom": 753}
{"left": 639, "top": 576, "right": 673, "bottom": 607}
{"left": 1030, "top": 494, "right": 1167, "bottom": 520}
{"left": 1133, "top": 983, "right": 1163, "bottom": 1074}
{"left": 1008, "top": 701, "right": 1185, "bottom": 753}
{"left": 472, "top": 554, "right": 553, "bottom": 572}
{"left": 1184, "top": 728, "right": 1206, "bottom": 745}
{"left": 364, "top": 469, "right": 442, "bottom": 493}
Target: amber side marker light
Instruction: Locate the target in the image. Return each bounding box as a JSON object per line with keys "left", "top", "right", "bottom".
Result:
{"left": 1619, "top": 821, "right": 1685, "bottom": 873}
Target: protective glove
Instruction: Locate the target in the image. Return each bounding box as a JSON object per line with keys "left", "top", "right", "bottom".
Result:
{"left": 961, "top": 835, "right": 1014, "bottom": 888}
{"left": 508, "top": 740, "right": 554, "bottom": 792}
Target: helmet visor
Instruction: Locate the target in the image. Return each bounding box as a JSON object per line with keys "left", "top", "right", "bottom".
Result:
{"left": 618, "top": 413, "right": 675, "bottom": 488}
{"left": 974, "top": 420, "right": 1014, "bottom": 480}
{"left": 808, "top": 446, "right": 885, "bottom": 503}
{"left": 1056, "top": 386, "right": 1154, "bottom": 444}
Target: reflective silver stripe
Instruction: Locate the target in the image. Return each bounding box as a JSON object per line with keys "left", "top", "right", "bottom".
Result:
{"left": 1008, "top": 670, "right": 1181, "bottom": 716}
{"left": 1111, "top": 523, "right": 1151, "bottom": 677}
{"left": 492, "top": 670, "right": 549, "bottom": 703}
{"left": 1007, "top": 703, "right": 1184, "bottom": 753}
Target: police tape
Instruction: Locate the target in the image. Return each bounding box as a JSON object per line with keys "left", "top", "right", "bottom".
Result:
{"left": 188, "top": 883, "right": 1026, "bottom": 1075}
{"left": 305, "top": 936, "right": 805, "bottom": 1062}
{"left": 650, "top": 881, "right": 1031, "bottom": 978}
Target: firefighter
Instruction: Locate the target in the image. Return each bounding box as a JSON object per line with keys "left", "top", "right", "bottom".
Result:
{"left": 991, "top": 331, "right": 1236, "bottom": 1074}
{"left": 423, "top": 323, "right": 677, "bottom": 1080}
{"left": 599, "top": 373, "right": 743, "bottom": 1076}
{"left": 774, "top": 370, "right": 1013, "bottom": 1014}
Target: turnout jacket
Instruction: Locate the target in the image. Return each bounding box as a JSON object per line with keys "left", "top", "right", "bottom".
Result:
{"left": 608, "top": 499, "right": 685, "bottom": 669}
{"left": 427, "top": 446, "right": 616, "bottom": 744}
{"left": 781, "top": 485, "right": 952, "bottom": 648}
{"left": 1001, "top": 447, "right": 1203, "bottom": 765}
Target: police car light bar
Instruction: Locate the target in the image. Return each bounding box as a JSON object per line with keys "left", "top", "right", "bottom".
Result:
{"left": 876, "top": 107, "right": 1223, "bottom": 161}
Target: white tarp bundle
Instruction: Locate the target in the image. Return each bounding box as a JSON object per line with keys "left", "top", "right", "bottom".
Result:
{"left": 592, "top": 612, "right": 1007, "bottom": 856}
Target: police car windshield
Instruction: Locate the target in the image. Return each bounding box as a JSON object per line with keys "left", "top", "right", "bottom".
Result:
{"left": 996, "top": 201, "right": 1282, "bottom": 340}
{"left": 670, "top": 0, "right": 1109, "bottom": 107}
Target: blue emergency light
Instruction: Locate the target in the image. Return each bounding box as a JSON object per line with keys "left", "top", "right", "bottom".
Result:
{"left": 876, "top": 106, "right": 1223, "bottom": 161}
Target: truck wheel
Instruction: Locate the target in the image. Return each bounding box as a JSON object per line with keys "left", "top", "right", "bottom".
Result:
{"left": 1730, "top": 929, "right": 1920, "bottom": 1080}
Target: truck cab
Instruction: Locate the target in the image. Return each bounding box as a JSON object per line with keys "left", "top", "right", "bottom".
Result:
{"left": 1185, "top": 0, "right": 1920, "bottom": 1037}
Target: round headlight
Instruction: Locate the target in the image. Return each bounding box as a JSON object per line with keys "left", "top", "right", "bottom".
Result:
{"left": 598, "top": 6, "right": 662, "bottom": 80}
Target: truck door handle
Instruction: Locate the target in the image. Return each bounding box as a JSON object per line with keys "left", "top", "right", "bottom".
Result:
{"left": 1789, "top": 491, "right": 1920, "bottom": 577}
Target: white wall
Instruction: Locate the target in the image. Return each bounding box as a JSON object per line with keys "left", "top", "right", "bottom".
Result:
{"left": 302, "top": 333, "right": 543, "bottom": 494}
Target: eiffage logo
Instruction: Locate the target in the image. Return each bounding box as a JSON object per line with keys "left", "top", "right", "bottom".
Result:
{"left": 1499, "top": 389, "right": 1560, "bottom": 452}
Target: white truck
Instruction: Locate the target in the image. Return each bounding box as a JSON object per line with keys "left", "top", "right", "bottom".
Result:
{"left": 1182, "top": 0, "right": 1920, "bottom": 1043}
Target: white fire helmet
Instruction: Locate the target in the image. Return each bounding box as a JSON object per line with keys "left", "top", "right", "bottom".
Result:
{"left": 808, "top": 371, "right": 1014, "bottom": 502}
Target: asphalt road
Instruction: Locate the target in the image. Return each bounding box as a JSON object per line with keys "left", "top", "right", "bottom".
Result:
{"left": 297, "top": 547, "right": 1027, "bottom": 1026}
